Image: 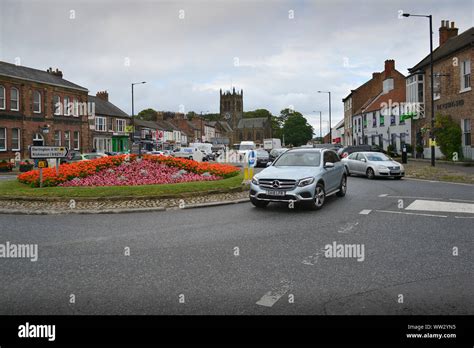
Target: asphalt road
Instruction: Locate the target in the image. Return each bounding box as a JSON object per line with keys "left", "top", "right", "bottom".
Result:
{"left": 0, "top": 176, "right": 473, "bottom": 315}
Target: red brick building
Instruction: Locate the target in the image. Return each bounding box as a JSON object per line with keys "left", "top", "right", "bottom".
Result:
{"left": 0, "top": 61, "right": 90, "bottom": 161}
{"left": 408, "top": 21, "right": 473, "bottom": 160}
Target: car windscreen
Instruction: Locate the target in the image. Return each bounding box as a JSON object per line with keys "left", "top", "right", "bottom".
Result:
{"left": 239, "top": 145, "right": 254, "bottom": 150}
{"left": 365, "top": 153, "right": 390, "bottom": 161}
{"left": 273, "top": 151, "right": 321, "bottom": 166}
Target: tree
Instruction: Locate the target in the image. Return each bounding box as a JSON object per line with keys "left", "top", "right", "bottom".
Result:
{"left": 282, "top": 110, "right": 314, "bottom": 147}
{"left": 434, "top": 113, "right": 462, "bottom": 160}
{"left": 137, "top": 108, "right": 158, "bottom": 121}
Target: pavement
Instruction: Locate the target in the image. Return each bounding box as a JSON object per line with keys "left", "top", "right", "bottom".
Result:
{"left": 0, "top": 176, "right": 473, "bottom": 315}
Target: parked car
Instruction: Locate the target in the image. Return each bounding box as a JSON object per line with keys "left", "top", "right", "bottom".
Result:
{"left": 255, "top": 149, "right": 270, "bottom": 167}
{"left": 337, "top": 145, "right": 386, "bottom": 158}
{"left": 249, "top": 148, "right": 346, "bottom": 210}
{"left": 341, "top": 151, "right": 404, "bottom": 179}
{"left": 61, "top": 152, "right": 107, "bottom": 164}
{"left": 269, "top": 147, "right": 289, "bottom": 161}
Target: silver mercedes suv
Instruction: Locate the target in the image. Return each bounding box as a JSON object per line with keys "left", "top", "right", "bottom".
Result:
{"left": 249, "top": 148, "right": 347, "bottom": 210}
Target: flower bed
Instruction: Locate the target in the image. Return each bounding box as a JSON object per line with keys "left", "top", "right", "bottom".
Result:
{"left": 17, "top": 155, "right": 240, "bottom": 188}
{"left": 59, "top": 160, "right": 219, "bottom": 187}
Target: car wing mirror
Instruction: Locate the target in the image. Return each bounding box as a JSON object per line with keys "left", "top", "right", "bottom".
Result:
{"left": 361, "top": 158, "right": 366, "bottom": 162}
{"left": 324, "top": 162, "right": 334, "bottom": 168}
{"left": 266, "top": 162, "right": 272, "bottom": 167}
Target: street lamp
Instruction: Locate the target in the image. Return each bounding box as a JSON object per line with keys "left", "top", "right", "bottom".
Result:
{"left": 403, "top": 12, "right": 435, "bottom": 167}
{"left": 313, "top": 110, "right": 323, "bottom": 143}
{"left": 317, "top": 91, "right": 332, "bottom": 143}
{"left": 131, "top": 81, "right": 146, "bottom": 153}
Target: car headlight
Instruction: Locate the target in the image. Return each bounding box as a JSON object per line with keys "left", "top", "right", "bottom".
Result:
{"left": 377, "top": 165, "right": 387, "bottom": 169}
{"left": 298, "top": 177, "right": 315, "bottom": 187}
{"left": 251, "top": 176, "right": 259, "bottom": 185}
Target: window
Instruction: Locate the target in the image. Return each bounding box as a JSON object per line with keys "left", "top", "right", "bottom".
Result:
{"left": 462, "top": 119, "right": 471, "bottom": 146}
{"left": 11, "top": 87, "right": 19, "bottom": 111}
{"left": 54, "top": 130, "right": 61, "bottom": 146}
{"left": 433, "top": 74, "right": 441, "bottom": 100}
{"left": 73, "top": 98, "right": 79, "bottom": 117}
{"left": 0, "top": 85, "right": 4, "bottom": 109}
{"left": 12, "top": 128, "right": 20, "bottom": 151}
{"left": 371, "top": 135, "right": 376, "bottom": 145}
{"left": 363, "top": 114, "right": 367, "bottom": 128}
{"left": 53, "top": 95, "right": 61, "bottom": 115}
{"left": 0, "top": 128, "right": 6, "bottom": 151}
{"left": 95, "top": 116, "right": 106, "bottom": 131}
{"left": 372, "top": 113, "right": 377, "bottom": 127}
{"left": 108, "top": 117, "right": 113, "bottom": 131}
{"left": 461, "top": 60, "right": 471, "bottom": 91}
{"left": 380, "top": 114, "right": 385, "bottom": 126}
{"left": 73, "top": 131, "right": 80, "bottom": 150}
{"left": 64, "top": 131, "right": 71, "bottom": 149}
{"left": 64, "top": 96, "right": 71, "bottom": 116}
{"left": 116, "top": 119, "right": 126, "bottom": 133}
{"left": 390, "top": 113, "right": 396, "bottom": 126}
{"left": 33, "top": 90, "right": 41, "bottom": 113}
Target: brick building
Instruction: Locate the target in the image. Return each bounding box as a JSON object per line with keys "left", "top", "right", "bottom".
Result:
{"left": 408, "top": 21, "right": 473, "bottom": 160}
{"left": 345, "top": 60, "right": 406, "bottom": 149}
{"left": 0, "top": 61, "right": 90, "bottom": 160}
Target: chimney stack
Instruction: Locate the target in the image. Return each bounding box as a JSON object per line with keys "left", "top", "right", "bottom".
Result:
{"left": 439, "top": 20, "right": 458, "bottom": 46}
{"left": 384, "top": 59, "right": 395, "bottom": 79}
{"left": 46, "top": 67, "right": 63, "bottom": 78}
{"left": 96, "top": 91, "right": 109, "bottom": 101}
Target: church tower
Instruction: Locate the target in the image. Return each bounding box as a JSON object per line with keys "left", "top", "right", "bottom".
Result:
{"left": 220, "top": 87, "right": 243, "bottom": 130}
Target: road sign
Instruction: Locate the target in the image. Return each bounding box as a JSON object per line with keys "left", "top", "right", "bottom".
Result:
{"left": 37, "top": 160, "right": 48, "bottom": 168}
{"left": 30, "top": 146, "right": 68, "bottom": 159}
{"left": 248, "top": 150, "right": 256, "bottom": 168}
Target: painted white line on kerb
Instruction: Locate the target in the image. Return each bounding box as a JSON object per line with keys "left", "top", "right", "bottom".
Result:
{"left": 375, "top": 210, "right": 447, "bottom": 218}
{"left": 406, "top": 200, "right": 474, "bottom": 214}
{"left": 256, "top": 280, "right": 291, "bottom": 307}
{"left": 359, "top": 209, "right": 372, "bottom": 215}
{"left": 378, "top": 194, "right": 388, "bottom": 197}
{"left": 455, "top": 216, "right": 474, "bottom": 219}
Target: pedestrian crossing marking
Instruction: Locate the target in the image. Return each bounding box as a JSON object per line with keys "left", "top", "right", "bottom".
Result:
{"left": 406, "top": 200, "right": 474, "bottom": 214}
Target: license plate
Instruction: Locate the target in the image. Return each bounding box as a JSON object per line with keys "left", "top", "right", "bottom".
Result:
{"left": 390, "top": 171, "right": 400, "bottom": 175}
{"left": 266, "top": 190, "right": 285, "bottom": 196}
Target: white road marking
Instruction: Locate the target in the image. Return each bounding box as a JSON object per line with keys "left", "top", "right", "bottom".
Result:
{"left": 382, "top": 195, "right": 442, "bottom": 200}
{"left": 454, "top": 216, "right": 474, "bottom": 219}
{"left": 302, "top": 248, "right": 326, "bottom": 265}
{"left": 338, "top": 221, "right": 359, "bottom": 233}
{"left": 378, "top": 194, "right": 388, "bottom": 197}
{"left": 406, "top": 200, "right": 474, "bottom": 214}
{"left": 359, "top": 209, "right": 372, "bottom": 215}
{"left": 375, "top": 210, "right": 447, "bottom": 218}
{"left": 256, "top": 280, "right": 291, "bottom": 307}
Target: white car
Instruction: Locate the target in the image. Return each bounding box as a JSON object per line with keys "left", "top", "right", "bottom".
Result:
{"left": 341, "top": 152, "right": 405, "bottom": 179}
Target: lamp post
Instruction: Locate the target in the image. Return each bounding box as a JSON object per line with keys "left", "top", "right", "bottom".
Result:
{"left": 403, "top": 13, "right": 435, "bottom": 166}
{"left": 131, "top": 81, "right": 146, "bottom": 153}
{"left": 317, "top": 91, "right": 331, "bottom": 143}
{"left": 313, "top": 110, "right": 322, "bottom": 143}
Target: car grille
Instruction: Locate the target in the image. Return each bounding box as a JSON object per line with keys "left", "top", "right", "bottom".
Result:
{"left": 258, "top": 179, "right": 297, "bottom": 190}
{"left": 387, "top": 166, "right": 400, "bottom": 170}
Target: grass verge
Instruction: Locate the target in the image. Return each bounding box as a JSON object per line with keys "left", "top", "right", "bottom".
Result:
{"left": 0, "top": 174, "right": 245, "bottom": 200}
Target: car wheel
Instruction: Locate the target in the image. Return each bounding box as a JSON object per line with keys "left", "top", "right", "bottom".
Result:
{"left": 366, "top": 167, "right": 375, "bottom": 179}
{"left": 345, "top": 166, "right": 351, "bottom": 176}
{"left": 309, "top": 183, "right": 325, "bottom": 210}
{"left": 250, "top": 197, "right": 269, "bottom": 208}
{"left": 336, "top": 175, "right": 347, "bottom": 197}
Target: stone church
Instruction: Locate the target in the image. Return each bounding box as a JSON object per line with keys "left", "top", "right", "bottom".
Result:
{"left": 219, "top": 88, "right": 272, "bottom": 145}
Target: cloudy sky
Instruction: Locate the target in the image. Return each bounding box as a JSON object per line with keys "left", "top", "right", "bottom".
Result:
{"left": 0, "top": 0, "right": 472, "bottom": 135}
